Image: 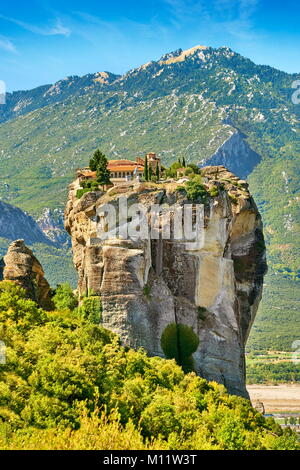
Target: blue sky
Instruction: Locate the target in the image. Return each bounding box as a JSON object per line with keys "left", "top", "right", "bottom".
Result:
{"left": 0, "top": 0, "right": 299, "bottom": 91}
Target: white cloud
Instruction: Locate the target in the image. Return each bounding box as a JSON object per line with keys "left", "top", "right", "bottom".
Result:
{"left": 46, "top": 19, "right": 71, "bottom": 37}
{"left": 0, "top": 15, "right": 71, "bottom": 37}
{"left": 0, "top": 36, "right": 17, "bottom": 52}
{"left": 165, "top": 0, "right": 258, "bottom": 22}
{"left": 163, "top": 0, "right": 260, "bottom": 40}
{"left": 164, "top": 0, "right": 206, "bottom": 22}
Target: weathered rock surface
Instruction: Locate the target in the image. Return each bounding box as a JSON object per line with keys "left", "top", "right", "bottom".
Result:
{"left": 3, "top": 239, "right": 53, "bottom": 310}
{"left": 65, "top": 166, "right": 267, "bottom": 397}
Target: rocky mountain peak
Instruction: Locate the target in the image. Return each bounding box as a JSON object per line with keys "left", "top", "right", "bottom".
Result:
{"left": 159, "top": 45, "right": 209, "bottom": 64}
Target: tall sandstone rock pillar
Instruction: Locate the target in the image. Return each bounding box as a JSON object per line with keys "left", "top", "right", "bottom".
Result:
{"left": 65, "top": 166, "right": 267, "bottom": 398}
{"left": 3, "top": 239, "right": 53, "bottom": 310}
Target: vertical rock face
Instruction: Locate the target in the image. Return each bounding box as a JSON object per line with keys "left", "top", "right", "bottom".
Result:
{"left": 3, "top": 240, "right": 53, "bottom": 310}
{"left": 65, "top": 166, "right": 267, "bottom": 397}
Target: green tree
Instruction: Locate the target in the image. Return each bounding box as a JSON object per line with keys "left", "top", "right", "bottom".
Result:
{"left": 165, "top": 161, "right": 182, "bottom": 178}
{"left": 182, "top": 157, "right": 186, "bottom": 167}
{"left": 89, "top": 149, "right": 105, "bottom": 171}
{"left": 53, "top": 283, "right": 78, "bottom": 311}
{"left": 0, "top": 280, "right": 299, "bottom": 450}
{"left": 79, "top": 295, "right": 102, "bottom": 324}
{"left": 187, "top": 163, "right": 200, "bottom": 174}
{"left": 89, "top": 149, "right": 111, "bottom": 185}
{"left": 185, "top": 176, "right": 208, "bottom": 203}
{"left": 0, "top": 281, "right": 45, "bottom": 331}
{"left": 95, "top": 152, "right": 111, "bottom": 186}
{"left": 156, "top": 162, "right": 160, "bottom": 180}
{"left": 143, "top": 155, "right": 149, "bottom": 181}
{"left": 149, "top": 165, "right": 153, "bottom": 180}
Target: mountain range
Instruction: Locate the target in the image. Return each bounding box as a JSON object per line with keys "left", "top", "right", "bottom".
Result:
{"left": 0, "top": 44, "right": 299, "bottom": 351}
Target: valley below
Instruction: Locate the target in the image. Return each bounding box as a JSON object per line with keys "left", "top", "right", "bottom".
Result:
{"left": 247, "top": 383, "right": 300, "bottom": 413}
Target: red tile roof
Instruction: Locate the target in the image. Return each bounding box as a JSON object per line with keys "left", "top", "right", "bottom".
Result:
{"left": 77, "top": 159, "right": 147, "bottom": 178}
{"left": 78, "top": 170, "right": 96, "bottom": 177}
{"left": 109, "top": 165, "right": 144, "bottom": 172}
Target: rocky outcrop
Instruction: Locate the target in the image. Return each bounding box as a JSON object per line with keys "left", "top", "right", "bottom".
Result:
{"left": 3, "top": 240, "right": 53, "bottom": 310}
{"left": 65, "top": 166, "right": 267, "bottom": 398}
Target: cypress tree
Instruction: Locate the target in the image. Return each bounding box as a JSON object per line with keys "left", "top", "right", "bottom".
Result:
{"left": 156, "top": 162, "right": 160, "bottom": 180}
{"left": 144, "top": 155, "right": 149, "bottom": 181}
{"left": 182, "top": 157, "right": 186, "bottom": 167}
{"left": 149, "top": 165, "right": 153, "bottom": 180}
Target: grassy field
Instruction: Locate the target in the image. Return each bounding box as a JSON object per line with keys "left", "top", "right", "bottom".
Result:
{"left": 247, "top": 384, "right": 300, "bottom": 413}
{"left": 247, "top": 351, "right": 299, "bottom": 364}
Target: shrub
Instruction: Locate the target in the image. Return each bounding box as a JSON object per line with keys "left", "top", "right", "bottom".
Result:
{"left": 209, "top": 186, "right": 219, "bottom": 197}
{"left": 78, "top": 295, "right": 102, "bottom": 324}
{"left": 91, "top": 180, "right": 100, "bottom": 190}
{"left": 185, "top": 176, "right": 208, "bottom": 203}
{"left": 143, "top": 284, "right": 151, "bottom": 298}
{"left": 76, "top": 188, "right": 91, "bottom": 199}
{"left": 80, "top": 180, "right": 92, "bottom": 189}
{"left": 184, "top": 167, "right": 194, "bottom": 176}
{"left": 175, "top": 185, "right": 186, "bottom": 194}
{"left": 197, "top": 306, "right": 206, "bottom": 321}
{"left": 0, "top": 284, "right": 298, "bottom": 450}
{"left": 0, "top": 280, "right": 45, "bottom": 330}
{"left": 228, "top": 193, "right": 238, "bottom": 204}
{"left": 165, "top": 161, "right": 183, "bottom": 178}
{"left": 186, "top": 164, "right": 200, "bottom": 175}
{"left": 160, "top": 323, "right": 200, "bottom": 373}
{"left": 53, "top": 283, "right": 78, "bottom": 311}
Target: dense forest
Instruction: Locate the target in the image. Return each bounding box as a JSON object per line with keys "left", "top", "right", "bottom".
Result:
{"left": 0, "top": 281, "right": 298, "bottom": 450}
{"left": 247, "top": 362, "right": 300, "bottom": 384}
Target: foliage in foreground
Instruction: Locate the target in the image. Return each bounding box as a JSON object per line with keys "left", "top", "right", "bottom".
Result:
{"left": 0, "top": 281, "right": 298, "bottom": 450}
